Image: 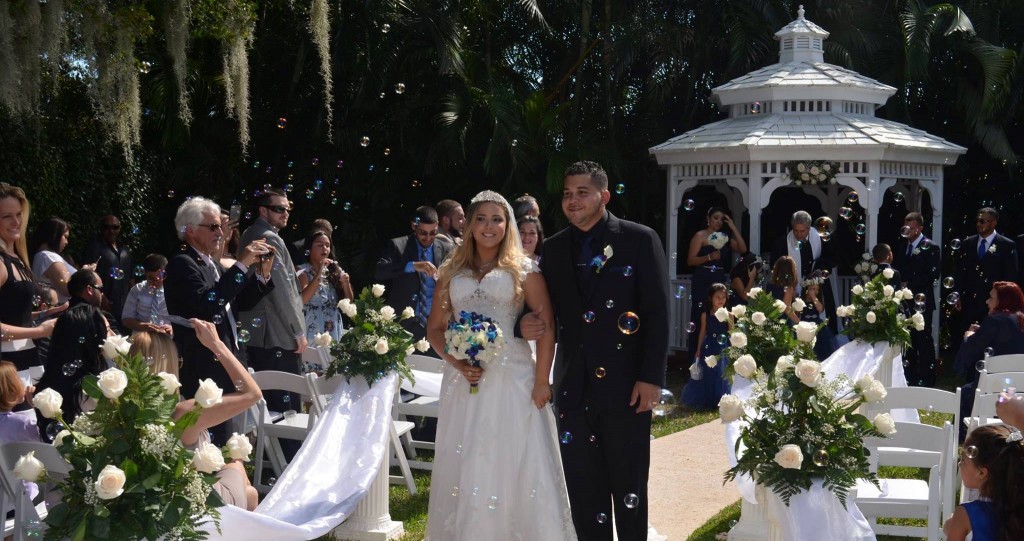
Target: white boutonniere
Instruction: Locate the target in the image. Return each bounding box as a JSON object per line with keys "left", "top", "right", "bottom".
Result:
{"left": 988, "top": 244, "right": 997, "bottom": 254}
{"left": 912, "top": 248, "right": 921, "bottom": 256}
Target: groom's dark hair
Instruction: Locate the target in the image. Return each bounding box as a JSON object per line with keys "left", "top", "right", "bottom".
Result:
{"left": 564, "top": 161, "right": 608, "bottom": 190}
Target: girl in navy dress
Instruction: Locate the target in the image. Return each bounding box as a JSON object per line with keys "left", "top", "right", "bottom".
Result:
{"left": 944, "top": 424, "right": 1024, "bottom": 541}
{"left": 767, "top": 256, "right": 800, "bottom": 325}
{"left": 800, "top": 271, "right": 838, "bottom": 360}
{"left": 681, "top": 283, "right": 731, "bottom": 410}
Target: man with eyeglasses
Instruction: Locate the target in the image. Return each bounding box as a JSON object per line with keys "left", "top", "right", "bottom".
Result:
{"left": 83, "top": 215, "right": 135, "bottom": 328}
{"left": 239, "top": 189, "right": 309, "bottom": 421}
{"left": 375, "top": 205, "right": 453, "bottom": 344}
{"left": 954, "top": 207, "right": 1018, "bottom": 343}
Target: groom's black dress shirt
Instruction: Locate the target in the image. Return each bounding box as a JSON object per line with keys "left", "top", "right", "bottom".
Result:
{"left": 572, "top": 214, "right": 609, "bottom": 295}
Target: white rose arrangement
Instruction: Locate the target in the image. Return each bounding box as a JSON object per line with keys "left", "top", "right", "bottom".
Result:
{"left": 313, "top": 331, "right": 333, "bottom": 348}
{"left": 32, "top": 388, "right": 63, "bottom": 419}
{"left": 191, "top": 441, "right": 226, "bottom": 474}
{"left": 338, "top": 298, "right": 358, "bottom": 318}
{"left": 791, "top": 297, "right": 806, "bottom": 313}
{"left": 371, "top": 283, "right": 386, "bottom": 297}
{"left": 734, "top": 354, "right": 757, "bottom": 379}
{"left": 714, "top": 307, "right": 730, "bottom": 323}
{"left": 194, "top": 378, "right": 224, "bottom": 408}
{"left": 774, "top": 444, "right": 804, "bottom": 469}
{"left": 226, "top": 432, "right": 254, "bottom": 461}
{"left": 787, "top": 160, "right": 839, "bottom": 185}
{"left": 731, "top": 305, "right": 747, "bottom": 318}
{"left": 841, "top": 272, "right": 915, "bottom": 349}
{"left": 94, "top": 464, "right": 127, "bottom": 500}
{"left": 157, "top": 372, "right": 181, "bottom": 395}
{"left": 792, "top": 321, "right": 818, "bottom": 343}
{"left": 97, "top": 367, "right": 129, "bottom": 400}
{"left": 882, "top": 268, "right": 895, "bottom": 279}
{"left": 100, "top": 334, "right": 132, "bottom": 362}
{"left": 379, "top": 306, "right": 396, "bottom": 321}
{"left": 704, "top": 355, "right": 719, "bottom": 369}
{"left": 13, "top": 451, "right": 46, "bottom": 482}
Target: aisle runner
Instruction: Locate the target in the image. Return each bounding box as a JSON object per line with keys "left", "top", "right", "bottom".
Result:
{"left": 201, "top": 374, "right": 398, "bottom": 540}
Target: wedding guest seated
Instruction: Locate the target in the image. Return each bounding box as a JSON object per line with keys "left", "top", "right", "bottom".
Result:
{"left": 728, "top": 253, "right": 760, "bottom": 307}
{"left": 517, "top": 215, "right": 544, "bottom": 263}
{"left": 0, "top": 360, "right": 41, "bottom": 515}
{"left": 33, "top": 304, "right": 112, "bottom": 441}
{"left": 130, "top": 322, "right": 261, "bottom": 510}
{"left": 943, "top": 424, "right": 1024, "bottom": 541}
{"left": 121, "top": 254, "right": 172, "bottom": 336}
{"left": 767, "top": 256, "right": 800, "bottom": 324}
{"left": 953, "top": 281, "right": 1024, "bottom": 440}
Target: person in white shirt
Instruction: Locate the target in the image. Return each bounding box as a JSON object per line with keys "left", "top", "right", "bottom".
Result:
{"left": 121, "top": 253, "right": 172, "bottom": 336}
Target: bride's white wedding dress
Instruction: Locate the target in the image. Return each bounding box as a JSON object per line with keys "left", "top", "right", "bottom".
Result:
{"left": 425, "top": 260, "right": 577, "bottom": 541}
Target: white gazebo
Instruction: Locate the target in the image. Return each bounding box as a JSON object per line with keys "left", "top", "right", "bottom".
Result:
{"left": 650, "top": 5, "right": 965, "bottom": 352}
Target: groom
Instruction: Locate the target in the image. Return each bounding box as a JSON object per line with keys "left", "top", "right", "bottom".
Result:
{"left": 528, "top": 161, "right": 670, "bottom": 540}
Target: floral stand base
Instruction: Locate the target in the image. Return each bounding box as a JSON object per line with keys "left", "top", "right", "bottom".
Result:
{"left": 763, "top": 480, "right": 875, "bottom": 541}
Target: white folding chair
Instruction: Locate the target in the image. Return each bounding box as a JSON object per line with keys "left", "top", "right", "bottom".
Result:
{"left": 307, "top": 374, "right": 417, "bottom": 494}
{"left": 0, "top": 442, "right": 71, "bottom": 541}
{"left": 978, "top": 353, "right": 1024, "bottom": 374}
{"left": 394, "top": 354, "right": 444, "bottom": 470}
{"left": 248, "top": 370, "right": 316, "bottom": 493}
{"left": 976, "top": 370, "right": 1024, "bottom": 394}
{"left": 856, "top": 421, "right": 952, "bottom": 541}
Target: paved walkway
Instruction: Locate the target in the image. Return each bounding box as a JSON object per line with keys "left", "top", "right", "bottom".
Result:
{"left": 648, "top": 419, "right": 738, "bottom": 540}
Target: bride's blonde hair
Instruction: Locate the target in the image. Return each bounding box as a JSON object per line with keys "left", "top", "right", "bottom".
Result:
{"left": 436, "top": 191, "right": 526, "bottom": 307}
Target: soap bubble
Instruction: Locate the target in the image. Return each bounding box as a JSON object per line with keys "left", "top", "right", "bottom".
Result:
{"left": 900, "top": 225, "right": 911, "bottom": 238}
{"left": 595, "top": 367, "right": 607, "bottom": 378}
{"left": 394, "top": 83, "right": 406, "bottom": 95}
{"left": 617, "top": 312, "right": 640, "bottom": 334}
{"left": 360, "top": 136, "right": 370, "bottom": 147}
{"left": 839, "top": 207, "right": 853, "bottom": 220}
{"left": 942, "top": 277, "right": 954, "bottom": 289}
{"left": 812, "top": 449, "right": 829, "bottom": 467}
{"left": 946, "top": 292, "right": 960, "bottom": 305}
{"left": 893, "top": 191, "right": 905, "bottom": 203}
{"left": 560, "top": 432, "right": 573, "bottom": 444}
{"left": 606, "top": 299, "right": 615, "bottom": 309}
{"left": 855, "top": 223, "right": 866, "bottom": 235}
{"left": 134, "top": 265, "right": 145, "bottom": 278}
{"left": 277, "top": 117, "right": 287, "bottom": 129}
{"left": 623, "top": 493, "right": 639, "bottom": 509}
{"left": 614, "top": 183, "right": 626, "bottom": 195}
{"left": 109, "top": 267, "right": 125, "bottom": 280}
{"left": 583, "top": 311, "right": 596, "bottom": 323}
{"left": 623, "top": 266, "right": 634, "bottom": 277}
{"left": 674, "top": 285, "right": 685, "bottom": 299}
{"left": 596, "top": 513, "right": 608, "bottom": 524}
{"left": 652, "top": 389, "right": 677, "bottom": 417}
{"left": 950, "top": 238, "right": 961, "bottom": 251}
{"left": 683, "top": 199, "right": 695, "bottom": 211}
{"left": 238, "top": 330, "right": 251, "bottom": 344}
{"left": 847, "top": 192, "right": 859, "bottom": 204}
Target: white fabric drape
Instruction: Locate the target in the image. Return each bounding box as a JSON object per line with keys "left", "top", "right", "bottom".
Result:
{"left": 765, "top": 479, "right": 876, "bottom": 541}
{"left": 400, "top": 369, "right": 443, "bottom": 398}
{"left": 200, "top": 373, "right": 397, "bottom": 540}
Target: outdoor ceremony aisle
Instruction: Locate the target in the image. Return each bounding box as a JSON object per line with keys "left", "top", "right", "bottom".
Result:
{"left": 649, "top": 419, "right": 737, "bottom": 539}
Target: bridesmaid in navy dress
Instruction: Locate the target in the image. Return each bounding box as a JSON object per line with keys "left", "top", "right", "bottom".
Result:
{"left": 681, "top": 283, "right": 732, "bottom": 410}
{"left": 687, "top": 207, "right": 746, "bottom": 353}
{"left": 767, "top": 256, "right": 800, "bottom": 324}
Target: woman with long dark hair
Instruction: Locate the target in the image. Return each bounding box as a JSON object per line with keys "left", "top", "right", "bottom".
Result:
{"left": 686, "top": 206, "right": 747, "bottom": 351}
{"left": 30, "top": 217, "right": 93, "bottom": 304}
{"left": 728, "top": 252, "right": 760, "bottom": 307}
{"left": 296, "top": 230, "right": 353, "bottom": 371}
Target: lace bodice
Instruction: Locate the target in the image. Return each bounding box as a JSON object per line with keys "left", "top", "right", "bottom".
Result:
{"left": 448, "top": 258, "right": 537, "bottom": 336}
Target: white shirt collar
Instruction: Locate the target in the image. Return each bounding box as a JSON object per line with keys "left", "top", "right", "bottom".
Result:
{"left": 908, "top": 235, "right": 924, "bottom": 251}
{"left": 980, "top": 231, "right": 997, "bottom": 243}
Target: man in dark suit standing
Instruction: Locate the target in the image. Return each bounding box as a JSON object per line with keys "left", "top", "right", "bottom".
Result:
{"left": 772, "top": 211, "right": 838, "bottom": 333}
{"left": 893, "top": 212, "right": 940, "bottom": 386}
{"left": 954, "top": 207, "right": 1018, "bottom": 334}
{"left": 870, "top": 243, "right": 902, "bottom": 287}
{"left": 164, "top": 197, "right": 274, "bottom": 444}
{"left": 533, "top": 161, "right": 669, "bottom": 541}
{"left": 374, "top": 206, "right": 454, "bottom": 343}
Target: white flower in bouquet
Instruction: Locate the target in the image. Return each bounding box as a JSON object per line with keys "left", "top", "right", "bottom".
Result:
{"left": 338, "top": 298, "right": 357, "bottom": 318}
{"left": 731, "top": 305, "right": 746, "bottom": 318}
{"left": 94, "top": 464, "right": 127, "bottom": 500}
{"left": 734, "top": 355, "right": 757, "bottom": 378}
{"left": 401, "top": 306, "right": 415, "bottom": 320}
{"left": 405, "top": 345, "right": 415, "bottom": 356}
{"left": 873, "top": 413, "right": 897, "bottom": 436}
{"left": 901, "top": 288, "right": 913, "bottom": 300}
{"left": 793, "top": 321, "right": 818, "bottom": 343}
{"left": 751, "top": 312, "right": 767, "bottom": 326}
{"left": 862, "top": 253, "right": 872, "bottom": 261}
{"left": 773, "top": 299, "right": 787, "bottom": 313}
{"left": 817, "top": 174, "right": 827, "bottom": 182}
{"left": 809, "top": 166, "right": 820, "bottom": 175}
{"left": 371, "top": 284, "right": 386, "bottom": 297}
{"left": 797, "top": 163, "right": 806, "bottom": 173}
{"left": 774, "top": 444, "right": 804, "bottom": 470}
{"left": 53, "top": 430, "right": 71, "bottom": 447}
{"left": 191, "top": 441, "right": 226, "bottom": 473}
{"left": 194, "top": 379, "right": 224, "bottom": 408}
{"left": 794, "top": 359, "right": 821, "bottom": 388}
{"left": 415, "top": 339, "right": 430, "bottom": 352}
{"left": 714, "top": 307, "right": 730, "bottom": 323}
{"left": 379, "top": 306, "right": 396, "bottom": 321}
{"left": 729, "top": 332, "right": 748, "bottom": 348}
{"left": 882, "top": 285, "right": 894, "bottom": 298}
{"left": 32, "top": 388, "right": 63, "bottom": 419}
{"left": 313, "top": 332, "right": 333, "bottom": 348}
{"left": 603, "top": 245, "right": 614, "bottom": 258}
{"left": 373, "top": 338, "right": 390, "bottom": 355}
{"left": 708, "top": 232, "right": 729, "bottom": 250}
{"left": 705, "top": 355, "right": 719, "bottom": 369}
{"left": 911, "top": 312, "right": 926, "bottom": 331}
{"left": 748, "top": 287, "right": 763, "bottom": 299}
{"left": 854, "top": 262, "right": 864, "bottom": 273}
{"left": 14, "top": 451, "right": 45, "bottom": 482}
{"left": 718, "top": 394, "right": 745, "bottom": 423}
{"left": 852, "top": 284, "right": 864, "bottom": 295}
{"left": 226, "top": 433, "right": 253, "bottom": 461}
{"left": 823, "top": 163, "right": 832, "bottom": 172}
{"left": 882, "top": 268, "right": 894, "bottom": 279}
{"left": 100, "top": 334, "right": 132, "bottom": 361}
{"left": 865, "top": 311, "right": 877, "bottom": 324}
{"left": 893, "top": 289, "right": 904, "bottom": 301}
{"left": 775, "top": 355, "right": 795, "bottom": 375}
{"left": 791, "top": 298, "right": 806, "bottom": 313}
{"left": 97, "top": 367, "right": 129, "bottom": 400}
{"left": 858, "top": 377, "right": 888, "bottom": 403}
{"left": 157, "top": 372, "right": 181, "bottom": 395}
{"left": 836, "top": 305, "right": 848, "bottom": 318}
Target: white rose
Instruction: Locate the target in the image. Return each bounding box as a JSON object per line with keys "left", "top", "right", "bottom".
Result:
{"left": 852, "top": 285, "right": 864, "bottom": 295}
{"left": 415, "top": 339, "right": 430, "bottom": 352}
{"left": 371, "top": 284, "right": 386, "bottom": 297}
{"left": 854, "top": 262, "right": 864, "bottom": 273}
{"left": 817, "top": 173, "right": 827, "bottom": 182}
{"left": 794, "top": 359, "right": 821, "bottom": 388}
{"left": 809, "top": 166, "right": 820, "bottom": 175}
{"left": 313, "top": 332, "right": 333, "bottom": 348}
{"left": 797, "top": 163, "right": 806, "bottom": 173}
{"left": 401, "top": 306, "right": 415, "bottom": 320}
{"left": 714, "top": 308, "right": 729, "bottom": 323}
{"left": 191, "top": 441, "right": 226, "bottom": 473}
{"left": 734, "top": 355, "right": 757, "bottom": 379}
{"left": 337, "top": 298, "right": 357, "bottom": 318}
{"left": 773, "top": 299, "right": 787, "bottom": 313}
{"left": 157, "top": 372, "right": 181, "bottom": 395}
{"left": 862, "top": 253, "right": 872, "bottom": 261}
{"left": 718, "top": 394, "right": 745, "bottom": 423}
{"left": 751, "top": 312, "right": 767, "bottom": 326}
{"left": 893, "top": 289, "right": 904, "bottom": 301}
{"left": 704, "top": 355, "right": 718, "bottom": 369}
{"left": 94, "top": 464, "right": 127, "bottom": 500}
{"left": 883, "top": 285, "right": 894, "bottom": 298}
{"left": 406, "top": 345, "right": 415, "bottom": 356}
{"left": 901, "top": 288, "right": 913, "bottom": 300}
{"left": 32, "top": 388, "right": 63, "bottom": 419}
{"left": 882, "top": 268, "right": 894, "bottom": 279}
{"left": 775, "top": 355, "right": 795, "bottom": 375}
{"left": 791, "top": 298, "right": 806, "bottom": 313}
{"left": 823, "top": 163, "right": 831, "bottom": 172}
{"left": 911, "top": 312, "right": 925, "bottom": 331}
{"left": 856, "top": 375, "right": 886, "bottom": 402}
{"left": 53, "top": 430, "right": 71, "bottom": 447}
{"left": 747, "top": 287, "right": 762, "bottom": 299}
{"left": 731, "top": 305, "right": 746, "bottom": 318}
{"left": 873, "top": 413, "right": 897, "bottom": 436}
{"left": 14, "top": 451, "right": 45, "bottom": 482}
{"left": 774, "top": 444, "right": 804, "bottom": 470}
{"left": 100, "top": 334, "right": 132, "bottom": 361}
{"left": 379, "top": 306, "right": 396, "bottom": 321}
{"left": 96, "top": 367, "right": 128, "bottom": 400}
{"left": 865, "top": 311, "right": 877, "bottom": 324}
{"left": 226, "top": 433, "right": 253, "bottom": 462}
{"left": 194, "top": 378, "right": 224, "bottom": 408}
{"left": 603, "top": 245, "right": 614, "bottom": 258}
{"left": 793, "top": 321, "right": 818, "bottom": 343}
{"left": 800, "top": 173, "right": 810, "bottom": 181}
{"left": 374, "top": 338, "right": 389, "bottom": 355}
{"left": 836, "top": 305, "right": 848, "bottom": 318}
{"left": 729, "top": 332, "right": 747, "bottom": 348}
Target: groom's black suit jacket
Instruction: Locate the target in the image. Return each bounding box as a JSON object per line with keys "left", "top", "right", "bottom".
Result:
{"left": 541, "top": 211, "right": 670, "bottom": 413}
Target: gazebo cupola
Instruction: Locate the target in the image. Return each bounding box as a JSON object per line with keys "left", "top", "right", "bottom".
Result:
{"left": 775, "top": 5, "right": 828, "bottom": 64}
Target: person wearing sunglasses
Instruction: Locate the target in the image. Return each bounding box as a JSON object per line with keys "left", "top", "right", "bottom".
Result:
{"left": 83, "top": 214, "right": 135, "bottom": 328}
{"left": 954, "top": 207, "right": 1019, "bottom": 352}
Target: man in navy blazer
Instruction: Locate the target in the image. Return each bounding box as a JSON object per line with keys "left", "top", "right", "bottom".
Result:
{"left": 954, "top": 207, "right": 1018, "bottom": 336}
{"left": 893, "top": 212, "right": 941, "bottom": 386}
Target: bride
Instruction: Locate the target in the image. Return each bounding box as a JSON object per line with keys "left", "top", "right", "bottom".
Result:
{"left": 424, "top": 191, "right": 577, "bottom": 540}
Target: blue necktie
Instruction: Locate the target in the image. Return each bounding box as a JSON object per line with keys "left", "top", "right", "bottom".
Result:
{"left": 416, "top": 247, "right": 429, "bottom": 327}
{"left": 978, "top": 238, "right": 987, "bottom": 260}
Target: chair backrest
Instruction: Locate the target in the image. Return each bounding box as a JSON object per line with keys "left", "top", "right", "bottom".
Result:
{"left": 405, "top": 354, "right": 445, "bottom": 374}
{"left": 865, "top": 421, "right": 949, "bottom": 470}
{"left": 981, "top": 354, "right": 1024, "bottom": 374}
{"left": 878, "top": 386, "right": 959, "bottom": 415}
{"left": 307, "top": 374, "right": 345, "bottom": 416}
{"left": 0, "top": 441, "right": 72, "bottom": 534}
{"left": 970, "top": 391, "right": 1002, "bottom": 423}
{"left": 977, "top": 371, "right": 1024, "bottom": 394}
{"left": 249, "top": 370, "right": 312, "bottom": 397}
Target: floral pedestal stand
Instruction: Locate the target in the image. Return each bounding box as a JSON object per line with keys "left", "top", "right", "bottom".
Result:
{"left": 331, "top": 452, "right": 404, "bottom": 540}
{"left": 862, "top": 344, "right": 896, "bottom": 421}
{"left": 727, "top": 484, "right": 776, "bottom": 541}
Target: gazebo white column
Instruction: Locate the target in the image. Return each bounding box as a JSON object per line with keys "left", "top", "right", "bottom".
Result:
{"left": 666, "top": 167, "right": 678, "bottom": 278}
{"left": 864, "top": 161, "right": 882, "bottom": 248}
{"left": 747, "top": 164, "right": 764, "bottom": 255}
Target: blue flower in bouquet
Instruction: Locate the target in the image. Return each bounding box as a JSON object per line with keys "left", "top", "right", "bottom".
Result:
{"left": 445, "top": 311, "right": 506, "bottom": 394}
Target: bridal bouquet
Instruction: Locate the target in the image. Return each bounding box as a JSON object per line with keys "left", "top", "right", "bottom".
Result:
{"left": 445, "top": 311, "right": 505, "bottom": 394}
{"left": 708, "top": 232, "right": 729, "bottom": 250}
{"left": 721, "top": 323, "right": 890, "bottom": 507}
{"left": 24, "top": 347, "right": 236, "bottom": 541}
{"left": 327, "top": 284, "right": 429, "bottom": 386}
{"left": 719, "top": 288, "right": 796, "bottom": 378}
{"left": 838, "top": 272, "right": 920, "bottom": 349}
